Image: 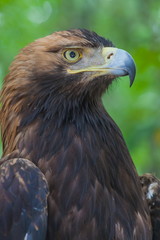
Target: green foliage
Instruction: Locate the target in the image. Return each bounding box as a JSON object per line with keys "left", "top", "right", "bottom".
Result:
{"left": 0, "top": 0, "right": 160, "bottom": 176}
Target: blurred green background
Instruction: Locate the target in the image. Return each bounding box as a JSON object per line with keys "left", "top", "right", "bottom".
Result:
{"left": 0, "top": 0, "right": 160, "bottom": 176}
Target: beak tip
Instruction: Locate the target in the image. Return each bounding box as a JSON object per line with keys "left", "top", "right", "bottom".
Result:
{"left": 129, "top": 63, "right": 136, "bottom": 87}
{"left": 129, "top": 75, "right": 135, "bottom": 87}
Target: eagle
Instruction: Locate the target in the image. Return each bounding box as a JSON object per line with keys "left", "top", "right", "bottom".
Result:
{"left": 0, "top": 29, "right": 159, "bottom": 240}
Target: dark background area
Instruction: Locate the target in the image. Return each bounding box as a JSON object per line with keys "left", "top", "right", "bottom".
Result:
{"left": 0, "top": 0, "right": 160, "bottom": 176}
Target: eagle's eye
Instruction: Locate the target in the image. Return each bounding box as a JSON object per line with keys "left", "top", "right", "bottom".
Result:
{"left": 63, "top": 49, "right": 82, "bottom": 63}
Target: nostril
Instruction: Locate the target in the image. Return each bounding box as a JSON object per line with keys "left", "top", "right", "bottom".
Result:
{"left": 107, "top": 53, "right": 114, "bottom": 59}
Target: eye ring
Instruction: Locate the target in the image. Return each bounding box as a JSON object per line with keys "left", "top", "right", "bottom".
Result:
{"left": 63, "top": 49, "right": 82, "bottom": 63}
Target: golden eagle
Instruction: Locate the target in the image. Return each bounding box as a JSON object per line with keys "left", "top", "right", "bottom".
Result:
{"left": 0, "top": 29, "right": 159, "bottom": 239}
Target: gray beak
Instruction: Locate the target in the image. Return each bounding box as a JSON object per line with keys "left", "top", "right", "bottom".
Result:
{"left": 102, "top": 47, "right": 136, "bottom": 86}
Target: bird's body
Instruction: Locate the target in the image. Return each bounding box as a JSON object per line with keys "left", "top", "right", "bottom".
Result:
{"left": 3, "top": 103, "right": 151, "bottom": 239}
{"left": 0, "top": 29, "right": 154, "bottom": 239}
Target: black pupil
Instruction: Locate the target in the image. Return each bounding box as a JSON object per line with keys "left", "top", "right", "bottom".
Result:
{"left": 69, "top": 51, "right": 76, "bottom": 58}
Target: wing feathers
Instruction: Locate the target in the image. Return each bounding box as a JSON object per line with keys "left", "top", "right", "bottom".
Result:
{"left": 0, "top": 158, "right": 49, "bottom": 240}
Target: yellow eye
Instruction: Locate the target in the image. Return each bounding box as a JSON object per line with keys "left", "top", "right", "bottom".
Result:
{"left": 63, "top": 49, "right": 81, "bottom": 63}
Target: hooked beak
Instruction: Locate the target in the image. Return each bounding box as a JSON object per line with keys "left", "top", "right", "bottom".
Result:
{"left": 101, "top": 47, "right": 136, "bottom": 86}
{"left": 67, "top": 47, "right": 136, "bottom": 86}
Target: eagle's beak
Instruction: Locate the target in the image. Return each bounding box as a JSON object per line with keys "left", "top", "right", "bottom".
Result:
{"left": 101, "top": 47, "right": 136, "bottom": 86}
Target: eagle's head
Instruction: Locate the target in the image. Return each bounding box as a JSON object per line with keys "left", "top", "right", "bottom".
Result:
{"left": 5, "top": 29, "right": 135, "bottom": 102}
{"left": 1, "top": 29, "right": 136, "bottom": 151}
